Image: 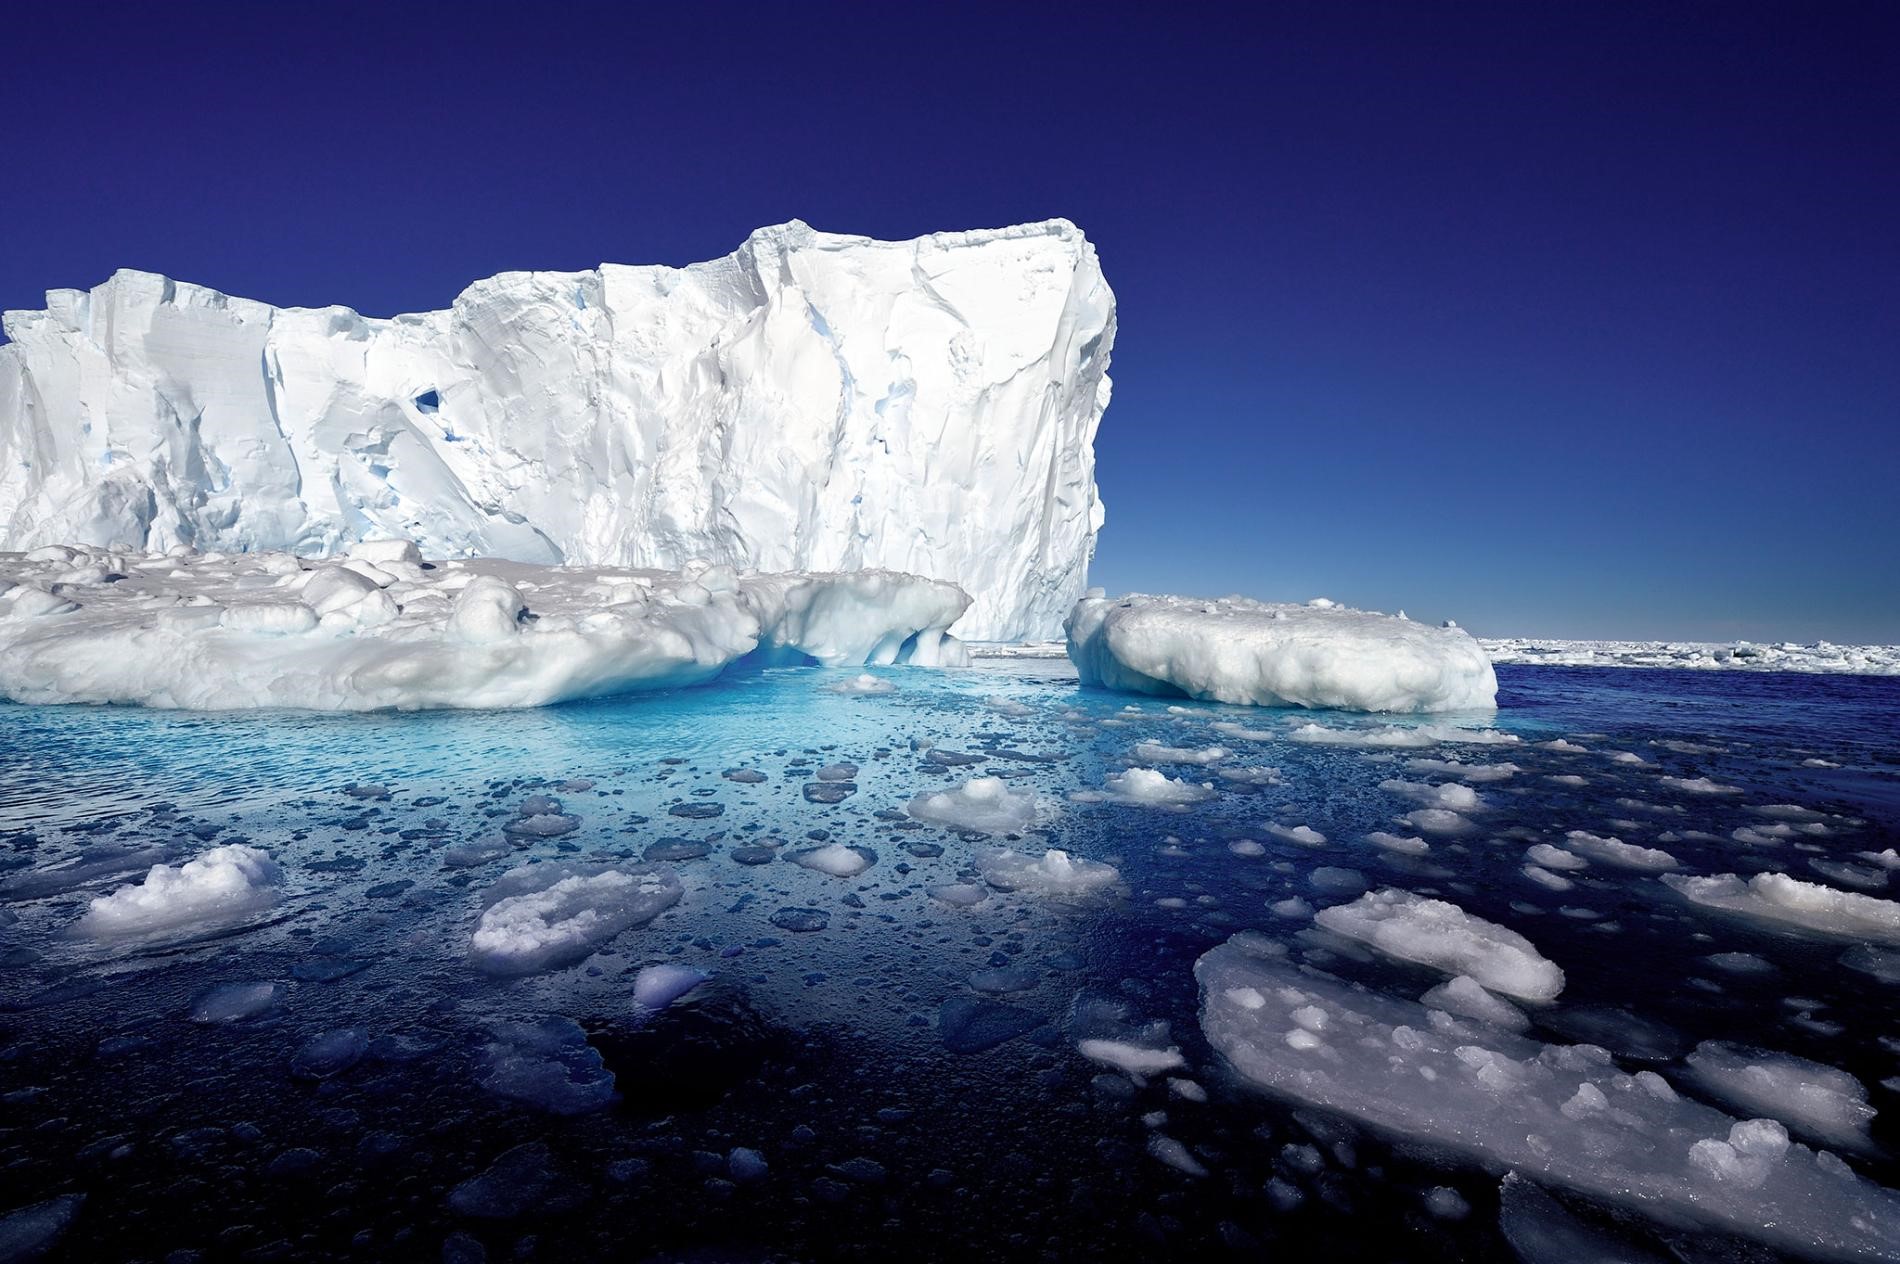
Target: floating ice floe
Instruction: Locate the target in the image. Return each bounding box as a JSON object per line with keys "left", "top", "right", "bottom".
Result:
{"left": 1312, "top": 888, "right": 1565, "bottom": 1001}
{"left": 1066, "top": 593, "right": 1497, "bottom": 713}
{"left": 905, "top": 776, "right": 1037, "bottom": 834}
{"left": 77, "top": 844, "right": 282, "bottom": 939}
{"left": 1070, "top": 767, "right": 1216, "bottom": 809}
{"left": 1267, "top": 823, "right": 1327, "bottom": 848}
{"left": 1287, "top": 723, "right": 1518, "bottom": 749}
{"left": 1196, "top": 935, "right": 1900, "bottom": 1260}
{"left": 0, "top": 548, "right": 969, "bottom": 710}
{"left": 1683, "top": 1041, "right": 1877, "bottom": 1151}
{"left": 1662, "top": 872, "right": 1900, "bottom": 942}
{"left": 976, "top": 848, "right": 1121, "bottom": 901}
{"left": 1131, "top": 741, "right": 1228, "bottom": 765}
{"left": 1560, "top": 830, "right": 1678, "bottom": 871}
{"left": 469, "top": 862, "right": 683, "bottom": 974}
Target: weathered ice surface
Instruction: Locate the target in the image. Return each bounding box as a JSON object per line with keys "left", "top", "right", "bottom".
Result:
{"left": 0, "top": 221, "right": 1114, "bottom": 640}
{"left": 1067, "top": 593, "right": 1497, "bottom": 713}
{"left": 0, "top": 544, "right": 968, "bottom": 710}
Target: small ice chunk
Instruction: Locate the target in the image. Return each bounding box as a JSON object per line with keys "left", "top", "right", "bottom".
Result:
{"left": 1314, "top": 888, "right": 1565, "bottom": 1001}
{"left": 1663, "top": 872, "right": 1900, "bottom": 942}
{"left": 78, "top": 844, "right": 282, "bottom": 939}
{"left": 1080, "top": 1038, "right": 1187, "bottom": 1076}
{"left": 1071, "top": 767, "right": 1216, "bottom": 808}
{"left": 906, "top": 776, "right": 1036, "bottom": 834}
{"left": 633, "top": 964, "right": 709, "bottom": 1010}
{"left": 977, "top": 848, "right": 1120, "bottom": 901}
{"left": 1267, "top": 823, "right": 1327, "bottom": 847}
{"left": 470, "top": 863, "right": 683, "bottom": 974}
{"left": 1421, "top": 975, "right": 1530, "bottom": 1032}
{"left": 1561, "top": 830, "right": 1676, "bottom": 871}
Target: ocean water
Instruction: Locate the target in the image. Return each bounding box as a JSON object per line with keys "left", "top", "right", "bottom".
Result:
{"left": 1, "top": 661, "right": 1896, "bottom": 1262}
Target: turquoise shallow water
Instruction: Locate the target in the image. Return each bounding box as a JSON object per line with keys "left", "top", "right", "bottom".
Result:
{"left": 0, "top": 661, "right": 1896, "bottom": 1261}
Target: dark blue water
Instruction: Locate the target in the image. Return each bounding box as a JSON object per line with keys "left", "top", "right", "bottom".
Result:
{"left": 0, "top": 663, "right": 1895, "bottom": 1262}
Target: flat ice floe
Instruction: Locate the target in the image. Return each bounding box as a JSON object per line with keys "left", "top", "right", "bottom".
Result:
{"left": 0, "top": 545, "right": 969, "bottom": 710}
{"left": 1070, "top": 767, "right": 1216, "bottom": 809}
{"left": 905, "top": 776, "right": 1037, "bottom": 834}
{"left": 1684, "top": 1041, "right": 1877, "bottom": 1151}
{"left": 1065, "top": 593, "right": 1497, "bottom": 713}
{"left": 1560, "top": 830, "right": 1679, "bottom": 870}
{"left": 1663, "top": 872, "right": 1900, "bottom": 942}
{"left": 77, "top": 844, "right": 282, "bottom": 939}
{"left": 1196, "top": 935, "right": 1900, "bottom": 1260}
{"left": 976, "top": 848, "right": 1121, "bottom": 900}
{"left": 1312, "top": 889, "right": 1565, "bottom": 1001}
{"left": 469, "top": 862, "right": 683, "bottom": 974}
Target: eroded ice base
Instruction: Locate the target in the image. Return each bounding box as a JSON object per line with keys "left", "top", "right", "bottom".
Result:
{"left": 0, "top": 543, "right": 969, "bottom": 710}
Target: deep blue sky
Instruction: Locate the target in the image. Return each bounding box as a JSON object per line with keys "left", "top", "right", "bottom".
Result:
{"left": 5, "top": 3, "right": 1896, "bottom": 640}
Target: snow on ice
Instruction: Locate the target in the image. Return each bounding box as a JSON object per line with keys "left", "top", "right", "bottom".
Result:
{"left": 1066, "top": 593, "right": 1497, "bottom": 713}
{"left": 0, "top": 547, "right": 969, "bottom": 710}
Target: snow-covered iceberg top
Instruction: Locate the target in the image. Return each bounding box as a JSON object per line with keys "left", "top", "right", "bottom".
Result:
{"left": 1065, "top": 593, "right": 1497, "bottom": 713}
{"left": 0, "top": 541, "right": 968, "bottom": 710}
{"left": 0, "top": 220, "right": 1113, "bottom": 641}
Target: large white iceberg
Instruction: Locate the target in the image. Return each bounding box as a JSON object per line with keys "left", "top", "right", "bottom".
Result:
{"left": 0, "top": 544, "right": 969, "bottom": 710}
{"left": 1066, "top": 594, "right": 1497, "bottom": 713}
{"left": 0, "top": 220, "right": 1113, "bottom": 641}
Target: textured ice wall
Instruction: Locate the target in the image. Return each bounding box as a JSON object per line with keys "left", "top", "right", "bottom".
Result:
{"left": 0, "top": 220, "right": 1114, "bottom": 640}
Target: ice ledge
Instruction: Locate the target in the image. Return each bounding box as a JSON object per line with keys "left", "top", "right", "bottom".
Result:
{"left": 0, "top": 543, "right": 970, "bottom": 711}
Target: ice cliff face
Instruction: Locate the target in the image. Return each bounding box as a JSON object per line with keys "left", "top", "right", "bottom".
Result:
{"left": 0, "top": 220, "right": 1113, "bottom": 640}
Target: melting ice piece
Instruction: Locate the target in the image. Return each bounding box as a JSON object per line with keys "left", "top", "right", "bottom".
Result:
{"left": 977, "top": 848, "right": 1121, "bottom": 901}
{"left": 77, "top": 844, "right": 282, "bottom": 939}
{"left": 906, "top": 776, "right": 1037, "bottom": 834}
{"left": 1420, "top": 975, "right": 1529, "bottom": 1033}
{"left": 1195, "top": 935, "right": 1900, "bottom": 1260}
{"left": 1132, "top": 742, "right": 1228, "bottom": 765}
{"left": 1313, "top": 888, "right": 1565, "bottom": 1001}
{"left": 1070, "top": 767, "right": 1216, "bottom": 809}
{"left": 1662, "top": 872, "right": 1900, "bottom": 942}
{"left": 1066, "top": 593, "right": 1497, "bottom": 712}
{"left": 1561, "top": 830, "right": 1677, "bottom": 871}
{"left": 828, "top": 672, "right": 895, "bottom": 695}
{"left": 633, "top": 964, "right": 710, "bottom": 1010}
{"left": 1683, "top": 1041, "right": 1877, "bottom": 1151}
{"left": 470, "top": 862, "right": 683, "bottom": 974}
{"left": 478, "top": 1018, "right": 617, "bottom": 1115}
{"left": 1079, "top": 1039, "right": 1188, "bottom": 1077}
{"left": 189, "top": 982, "right": 280, "bottom": 1024}
{"left": 789, "top": 843, "right": 877, "bottom": 877}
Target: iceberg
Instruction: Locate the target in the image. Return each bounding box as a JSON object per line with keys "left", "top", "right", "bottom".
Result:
{"left": 1066, "top": 594, "right": 1497, "bottom": 713}
{"left": 0, "top": 220, "right": 1113, "bottom": 641}
{"left": 0, "top": 544, "right": 969, "bottom": 710}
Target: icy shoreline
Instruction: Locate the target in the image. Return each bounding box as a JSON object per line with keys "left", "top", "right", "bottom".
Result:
{"left": 1483, "top": 637, "right": 1900, "bottom": 676}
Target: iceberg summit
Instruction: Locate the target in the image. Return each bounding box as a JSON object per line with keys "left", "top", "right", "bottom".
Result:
{"left": 0, "top": 220, "right": 1113, "bottom": 642}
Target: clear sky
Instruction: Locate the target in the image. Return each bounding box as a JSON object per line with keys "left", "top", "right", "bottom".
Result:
{"left": 4, "top": 2, "right": 1895, "bottom": 641}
